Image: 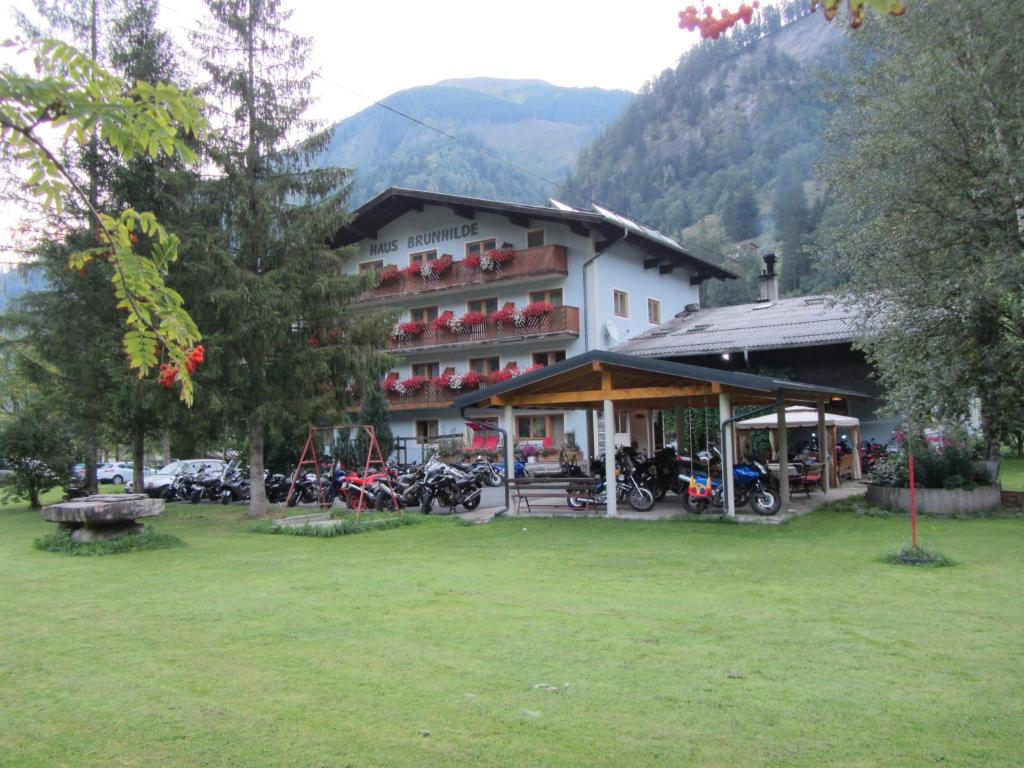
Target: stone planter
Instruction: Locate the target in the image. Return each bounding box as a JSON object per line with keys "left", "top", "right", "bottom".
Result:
{"left": 865, "top": 484, "right": 1002, "bottom": 517}
{"left": 41, "top": 493, "right": 164, "bottom": 543}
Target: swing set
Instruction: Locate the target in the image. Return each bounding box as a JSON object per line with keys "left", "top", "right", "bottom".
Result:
{"left": 686, "top": 398, "right": 714, "bottom": 500}
{"left": 283, "top": 425, "right": 395, "bottom": 519}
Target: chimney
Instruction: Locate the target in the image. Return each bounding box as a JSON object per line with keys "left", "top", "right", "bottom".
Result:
{"left": 757, "top": 252, "right": 778, "bottom": 303}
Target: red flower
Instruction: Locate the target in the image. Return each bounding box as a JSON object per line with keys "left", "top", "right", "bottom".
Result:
{"left": 523, "top": 301, "right": 553, "bottom": 318}
{"left": 401, "top": 375, "right": 427, "bottom": 392}
{"left": 158, "top": 363, "right": 179, "bottom": 388}
{"left": 488, "top": 368, "right": 515, "bottom": 384}
{"left": 431, "top": 311, "right": 455, "bottom": 331}
{"left": 460, "top": 310, "right": 486, "bottom": 327}
{"left": 491, "top": 306, "right": 516, "bottom": 324}
{"left": 377, "top": 265, "right": 401, "bottom": 284}
{"left": 464, "top": 253, "right": 481, "bottom": 269}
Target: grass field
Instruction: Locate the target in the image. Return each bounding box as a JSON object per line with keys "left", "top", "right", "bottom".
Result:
{"left": 1, "top": 494, "right": 1022, "bottom": 767}
{"left": 1001, "top": 455, "right": 1024, "bottom": 491}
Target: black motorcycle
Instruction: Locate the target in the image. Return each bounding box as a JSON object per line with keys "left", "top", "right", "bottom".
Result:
{"left": 218, "top": 462, "right": 251, "bottom": 504}
{"left": 419, "top": 457, "right": 483, "bottom": 514}
{"left": 372, "top": 464, "right": 425, "bottom": 511}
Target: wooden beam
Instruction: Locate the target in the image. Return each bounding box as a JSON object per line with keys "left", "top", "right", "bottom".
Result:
{"left": 601, "top": 370, "right": 613, "bottom": 393}
{"left": 690, "top": 275, "right": 704, "bottom": 286}
{"left": 569, "top": 222, "right": 590, "bottom": 238}
{"left": 506, "top": 213, "right": 530, "bottom": 227}
{"left": 449, "top": 204, "right": 475, "bottom": 220}
{"left": 498, "top": 383, "right": 717, "bottom": 407}
{"left": 643, "top": 256, "right": 659, "bottom": 270}
{"left": 591, "top": 362, "right": 604, "bottom": 373}
{"left": 658, "top": 262, "right": 675, "bottom": 275}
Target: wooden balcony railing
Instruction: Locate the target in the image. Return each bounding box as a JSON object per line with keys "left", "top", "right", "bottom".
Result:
{"left": 390, "top": 305, "right": 580, "bottom": 352}
{"left": 383, "top": 387, "right": 454, "bottom": 412}
{"left": 358, "top": 244, "right": 568, "bottom": 303}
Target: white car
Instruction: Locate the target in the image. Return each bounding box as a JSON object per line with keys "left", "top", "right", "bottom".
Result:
{"left": 96, "top": 462, "right": 135, "bottom": 484}
{"left": 141, "top": 459, "right": 225, "bottom": 498}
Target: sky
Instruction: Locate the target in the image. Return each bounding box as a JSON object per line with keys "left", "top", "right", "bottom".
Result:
{"left": 1, "top": 0, "right": 703, "bottom": 260}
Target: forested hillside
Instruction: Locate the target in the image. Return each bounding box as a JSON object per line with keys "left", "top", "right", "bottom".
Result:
{"left": 317, "top": 78, "right": 632, "bottom": 206}
{"left": 564, "top": 3, "right": 846, "bottom": 305}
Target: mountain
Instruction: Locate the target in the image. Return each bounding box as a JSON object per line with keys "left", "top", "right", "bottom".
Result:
{"left": 318, "top": 78, "right": 633, "bottom": 206}
{"left": 563, "top": 4, "right": 848, "bottom": 304}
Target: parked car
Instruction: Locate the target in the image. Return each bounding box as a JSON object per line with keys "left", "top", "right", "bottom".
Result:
{"left": 141, "top": 459, "right": 226, "bottom": 498}
{"left": 97, "top": 462, "right": 135, "bottom": 484}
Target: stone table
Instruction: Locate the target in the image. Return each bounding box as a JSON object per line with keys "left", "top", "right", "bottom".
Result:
{"left": 41, "top": 493, "right": 164, "bottom": 543}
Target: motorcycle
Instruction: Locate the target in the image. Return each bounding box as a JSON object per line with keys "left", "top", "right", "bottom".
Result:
{"left": 566, "top": 450, "right": 655, "bottom": 512}
{"left": 634, "top": 446, "right": 693, "bottom": 500}
{"left": 680, "top": 448, "right": 780, "bottom": 516}
{"left": 467, "top": 455, "right": 503, "bottom": 487}
{"left": 419, "top": 456, "right": 483, "bottom": 514}
{"left": 218, "top": 462, "right": 251, "bottom": 504}
{"left": 371, "top": 464, "right": 425, "bottom": 511}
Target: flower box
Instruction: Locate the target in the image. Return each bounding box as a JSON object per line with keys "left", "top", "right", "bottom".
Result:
{"left": 465, "top": 249, "right": 514, "bottom": 272}
{"left": 392, "top": 321, "right": 425, "bottom": 341}
{"left": 377, "top": 265, "right": 401, "bottom": 284}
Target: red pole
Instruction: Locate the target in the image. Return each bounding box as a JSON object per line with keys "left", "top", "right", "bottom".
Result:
{"left": 907, "top": 448, "right": 918, "bottom": 551}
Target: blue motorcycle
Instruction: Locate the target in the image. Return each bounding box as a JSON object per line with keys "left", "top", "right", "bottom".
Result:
{"left": 680, "top": 448, "right": 780, "bottom": 516}
{"left": 494, "top": 456, "right": 530, "bottom": 480}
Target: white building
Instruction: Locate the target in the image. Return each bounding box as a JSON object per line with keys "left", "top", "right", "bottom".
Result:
{"left": 333, "top": 188, "right": 734, "bottom": 460}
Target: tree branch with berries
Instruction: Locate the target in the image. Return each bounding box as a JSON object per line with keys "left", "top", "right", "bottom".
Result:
{"left": 0, "top": 38, "right": 208, "bottom": 404}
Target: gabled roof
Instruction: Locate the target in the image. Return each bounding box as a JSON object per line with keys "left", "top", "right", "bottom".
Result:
{"left": 452, "top": 349, "right": 866, "bottom": 412}
{"left": 613, "top": 294, "right": 860, "bottom": 358}
{"left": 330, "top": 187, "right": 736, "bottom": 281}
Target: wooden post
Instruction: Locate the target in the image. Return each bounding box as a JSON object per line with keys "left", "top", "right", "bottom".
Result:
{"left": 777, "top": 402, "right": 790, "bottom": 508}
{"left": 817, "top": 402, "right": 830, "bottom": 493}
{"left": 674, "top": 403, "right": 687, "bottom": 454}
{"left": 719, "top": 392, "right": 735, "bottom": 517}
{"left": 603, "top": 398, "right": 617, "bottom": 517}
{"left": 504, "top": 404, "right": 516, "bottom": 516}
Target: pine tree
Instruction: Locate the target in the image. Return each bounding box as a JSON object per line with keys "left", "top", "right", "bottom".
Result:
{"left": 187, "top": 0, "right": 391, "bottom": 516}
{"left": 773, "top": 171, "right": 810, "bottom": 294}
{"left": 354, "top": 386, "right": 394, "bottom": 464}
{"left": 721, "top": 184, "right": 761, "bottom": 241}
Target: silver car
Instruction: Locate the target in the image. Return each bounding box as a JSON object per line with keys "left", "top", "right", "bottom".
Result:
{"left": 140, "top": 459, "right": 226, "bottom": 498}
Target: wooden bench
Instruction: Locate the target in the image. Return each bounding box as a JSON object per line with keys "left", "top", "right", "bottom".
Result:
{"left": 509, "top": 476, "right": 599, "bottom": 515}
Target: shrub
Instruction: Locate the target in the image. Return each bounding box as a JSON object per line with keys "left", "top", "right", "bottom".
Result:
{"left": 34, "top": 527, "right": 184, "bottom": 556}
{"left": 867, "top": 436, "right": 989, "bottom": 490}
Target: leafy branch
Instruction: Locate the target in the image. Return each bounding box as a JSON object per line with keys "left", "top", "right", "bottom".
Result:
{"left": 0, "top": 37, "right": 208, "bottom": 404}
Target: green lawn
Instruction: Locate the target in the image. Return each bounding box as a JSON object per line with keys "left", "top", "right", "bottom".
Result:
{"left": 1001, "top": 455, "right": 1024, "bottom": 491}
{"left": 1, "top": 497, "right": 1022, "bottom": 767}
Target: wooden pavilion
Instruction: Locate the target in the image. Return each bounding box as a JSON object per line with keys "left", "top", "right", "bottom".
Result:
{"left": 453, "top": 350, "right": 864, "bottom": 517}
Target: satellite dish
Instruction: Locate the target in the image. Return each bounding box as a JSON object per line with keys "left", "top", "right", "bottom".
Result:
{"left": 605, "top": 320, "right": 621, "bottom": 343}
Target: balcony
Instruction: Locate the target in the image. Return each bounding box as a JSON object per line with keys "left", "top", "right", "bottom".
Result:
{"left": 357, "top": 244, "right": 568, "bottom": 304}
{"left": 382, "top": 387, "right": 454, "bottom": 412}
{"left": 390, "top": 305, "right": 580, "bottom": 354}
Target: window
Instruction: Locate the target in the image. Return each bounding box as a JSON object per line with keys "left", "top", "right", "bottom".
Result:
{"left": 358, "top": 259, "right": 383, "bottom": 274}
{"left": 616, "top": 411, "right": 630, "bottom": 433}
{"left": 526, "top": 229, "right": 545, "bottom": 248}
{"left": 415, "top": 420, "right": 439, "bottom": 443}
{"left": 532, "top": 350, "right": 566, "bottom": 367}
{"left": 409, "top": 250, "right": 437, "bottom": 266}
{"left": 516, "top": 415, "right": 564, "bottom": 441}
{"left": 469, "top": 356, "right": 501, "bottom": 375}
{"left": 465, "top": 238, "right": 497, "bottom": 257}
{"left": 613, "top": 289, "right": 629, "bottom": 318}
{"left": 648, "top": 298, "right": 662, "bottom": 324}
{"left": 409, "top": 306, "right": 438, "bottom": 324}
{"left": 411, "top": 361, "right": 439, "bottom": 380}
{"left": 467, "top": 297, "right": 498, "bottom": 316}
{"left": 467, "top": 417, "right": 498, "bottom": 443}
{"left": 529, "top": 288, "right": 563, "bottom": 307}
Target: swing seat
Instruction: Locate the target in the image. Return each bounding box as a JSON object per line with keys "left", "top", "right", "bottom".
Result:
{"left": 688, "top": 477, "right": 712, "bottom": 498}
